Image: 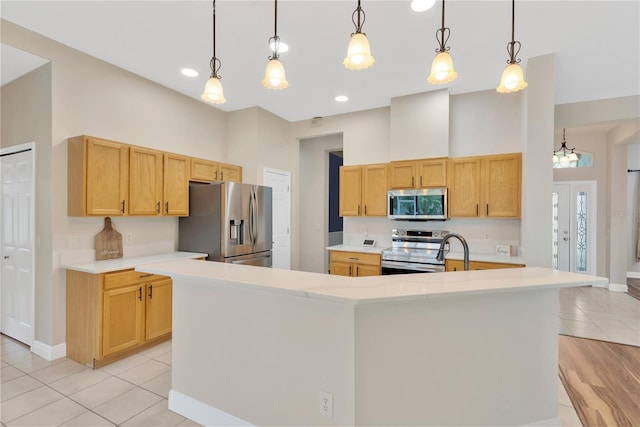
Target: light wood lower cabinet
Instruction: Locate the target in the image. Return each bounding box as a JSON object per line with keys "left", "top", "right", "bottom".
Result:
{"left": 329, "top": 251, "right": 381, "bottom": 276}
{"left": 66, "top": 269, "right": 172, "bottom": 367}
{"left": 445, "top": 259, "right": 525, "bottom": 272}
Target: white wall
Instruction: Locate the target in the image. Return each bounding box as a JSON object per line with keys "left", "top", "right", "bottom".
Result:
{"left": 1, "top": 63, "right": 53, "bottom": 345}
{"left": 628, "top": 143, "right": 640, "bottom": 273}
{"left": 554, "top": 130, "right": 609, "bottom": 276}
{"left": 2, "top": 20, "right": 229, "bottom": 347}
{"left": 299, "top": 134, "right": 343, "bottom": 273}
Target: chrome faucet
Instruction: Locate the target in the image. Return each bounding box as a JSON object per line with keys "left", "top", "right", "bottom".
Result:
{"left": 436, "top": 233, "right": 470, "bottom": 271}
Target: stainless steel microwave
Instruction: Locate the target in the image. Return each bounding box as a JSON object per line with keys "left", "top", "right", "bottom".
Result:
{"left": 388, "top": 188, "right": 448, "bottom": 220}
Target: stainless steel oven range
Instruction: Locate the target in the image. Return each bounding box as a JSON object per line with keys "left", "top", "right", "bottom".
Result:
{"left": 381, "top": 229, "right": 449, "bottom": 274}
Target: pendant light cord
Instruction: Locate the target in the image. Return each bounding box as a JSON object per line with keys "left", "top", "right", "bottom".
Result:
{"left": 506, "top": 0, "right": 521, "bottom": 64}
{"left": 208, "top": 0, "right": 222, "bottom": 78}
{"left": 352, "top": 0, "right": 366, "bottom": 34}
{"left": 435, "top": 0, "right": 450, "bottom": 53}
{"left": 212, "top": 0, "right": 216, "bottom": 60}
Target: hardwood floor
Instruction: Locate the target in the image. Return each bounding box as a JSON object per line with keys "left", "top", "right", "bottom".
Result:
{"left": 559, "top": 335, "right": 640, "bottom": 426}
{"left": 628, "top": 278, "right": 640, "bottom": 301}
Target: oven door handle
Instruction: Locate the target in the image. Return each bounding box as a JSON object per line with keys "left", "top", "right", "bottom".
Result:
{"left": 381, "top": 260, "right": 445, "bottom": 273}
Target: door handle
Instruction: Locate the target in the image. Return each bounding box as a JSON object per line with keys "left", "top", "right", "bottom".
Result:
{"left": 156, "top": 201, "right": 161, "bottom": 214}
{"left": 138, "top": 287, "right": 142, "bottom": 301}
{"left": 121, "top": 200, "right": 126, "bottom": 214}
{"left": 563, "top": 237, "right": 570, "bottom": 242}
{"left": 3, "top": 256, "right": 9, "bottom": 259}
{"left": 165, "top": 201, "right": 169, "bottom": 214}
{"left": 148, "top": 285, "right": 153, "bottom": 299}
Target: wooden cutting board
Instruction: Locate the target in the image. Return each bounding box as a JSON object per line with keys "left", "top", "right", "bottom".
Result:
{"left": 95, "top": 217, "right": 123, "bottom": 260}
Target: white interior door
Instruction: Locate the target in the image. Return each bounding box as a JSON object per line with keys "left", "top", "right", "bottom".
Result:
{"left": 264, "top": 168, "right": 291, "bottom": 270}
{"left": 552, "top": 181, "right": 597, "bottom": 275}
{"left": 1, "top": 144, "right": 35, "bottom": 345}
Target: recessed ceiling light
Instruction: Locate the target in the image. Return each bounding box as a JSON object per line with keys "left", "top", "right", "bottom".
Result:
{"left": 335, "top": 95, "right": 349, "bottom": 102}
{"left": 411, "top": 0, "right": 436, "bottom": 12}
{"left": 269, "top": 40, "right": 289, "bottom": 53}
{"left": 181, "top": 68, "right": 199, "bottom": 77}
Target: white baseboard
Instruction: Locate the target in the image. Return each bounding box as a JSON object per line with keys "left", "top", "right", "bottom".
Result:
{"left": 168, "top": 389, "right": 254, "bottom": 427}
{"left": 522, "top": 416, "right": 561, "bottom": 426}
{"left": 31, "top": 340, "right": 66, "bottom": 361}
{"left": 607, "top": 282, "right": 629, "bottom": 292}
{"left": 627, "top": 271, "right": 640, "bottom": 279}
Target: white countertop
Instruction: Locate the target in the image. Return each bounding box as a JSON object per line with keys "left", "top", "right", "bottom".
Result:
{"left": 61, "top": 251, "right": 207, "bottom": 274}
{"left": 326, "top": 244, "right": 386, "bottom": 254}
{"left": 137, "top": 260, "right": 607, "bottom": 305}
{"left": 446, "top": 251, "right": 526, "bottom": 265}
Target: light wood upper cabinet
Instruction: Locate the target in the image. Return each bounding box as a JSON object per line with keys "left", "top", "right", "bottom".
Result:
{"left": 448, "top": 153, "right": 521, "bottom": 218}
{"left": 388, "top": 157, "right": 447, "bottom": 189}
{"left": 362, "top": 164, "right": 388, "bottom": 216}
{"left": 129, "top": 147, "right": 163, "bottom": 216}
{"left": 190, "top": 158, "right": 219, "bottom": 182}
{"left": 339, "top": 166, "right": 362, "bottom": 216}
{"left": 163, "top": 153, "right": 190, "bottom": 216}
{"left": 68, "top": 136, "right": 129, "bottom": 216}
{"left": 483, "top": 154, "right": 521, "bottom": 218}
{"left": 448, "top": 157, "right": 482, "bottom": 217}
{"left": 388, "top": 161, "right": 417, "bottom": 189}
{"left": 218, "top": 162, "right": 242, "bottom": 182}
{"left": 340, "top": 164, "right": 387, "bottom": 217}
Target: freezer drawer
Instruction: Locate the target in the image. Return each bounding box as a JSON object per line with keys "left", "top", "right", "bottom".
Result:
{"left": 224, "top": 251, "right": 272, "bottom": 267}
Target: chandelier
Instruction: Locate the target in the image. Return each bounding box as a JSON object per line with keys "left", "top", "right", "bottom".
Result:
{"left": 553, "top": 128, "right": 579, "bottom": 165}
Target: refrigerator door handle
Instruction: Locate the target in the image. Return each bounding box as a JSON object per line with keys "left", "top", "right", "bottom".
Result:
{"left": 248, "top": 190, "right": 254, "bottom": 247}
{"left": 252, "top": 190, "right": 258, "bottom": 246}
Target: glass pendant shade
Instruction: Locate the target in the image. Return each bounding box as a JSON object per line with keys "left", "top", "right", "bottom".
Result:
{"left": 411, "top": 0, "right": 436, "bottom": 12}
{"left": 343, "top": 33, "right": 375, "bottom": 70}
{"left": 427, "top": 52, "right": 458, "bottom": 84}
{"left": 497, "top": 63, "right": 528, "bottom": 93}
{"left": 201, "top": 76, "right": 226, "bottom": 104}
{"left": 568, "top": 152, "right": 579, "bottom": 162}
{"left": 261, "top": 59, "right": 289, "bottom": 89}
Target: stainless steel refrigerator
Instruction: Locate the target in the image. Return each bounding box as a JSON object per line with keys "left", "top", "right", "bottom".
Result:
{"left": 179, "top": 182, "right": 273, "bottom": 267}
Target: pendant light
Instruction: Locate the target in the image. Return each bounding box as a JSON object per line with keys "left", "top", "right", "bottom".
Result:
{"left": 427, "top": 0, "right": 457, "bottom": 85}
{"left": 261, "top": 0, "right": 288, "bottom": 90}
{"left": 497, "top": 0, "right": 528, "bottom": 93}
{"left": 343, "top": 0, "right": 375, "bottom": 70}
{"left": 553, "top": 128, "right": 579, "bottom": 164}
{"left": 201, "top": 0, "right": 226, "bottom": 104}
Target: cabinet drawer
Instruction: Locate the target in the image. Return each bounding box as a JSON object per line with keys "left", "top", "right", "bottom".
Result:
{"left": 330, "top": 251, "right": 381, "bottom": 266}
{"left": 104, "top": 269, "right": 164, "bottom": 290}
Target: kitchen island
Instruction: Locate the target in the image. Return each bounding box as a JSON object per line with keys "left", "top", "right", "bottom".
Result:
{"left": 136, "top": 260, "right": 607, "bottom": 426}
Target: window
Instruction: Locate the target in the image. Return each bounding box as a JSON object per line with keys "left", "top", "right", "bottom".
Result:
{"left": 553, "top": 151, "right": 593, "bottom": 169}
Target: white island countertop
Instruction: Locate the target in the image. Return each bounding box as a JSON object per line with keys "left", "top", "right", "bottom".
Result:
{"left": 137, "top": 259, "right": 607, "bottom": 305}
{"left": 62, "top": 251, "right": 207, "bottom": 274}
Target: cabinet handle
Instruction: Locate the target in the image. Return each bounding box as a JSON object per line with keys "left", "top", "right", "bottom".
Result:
{"left": 121, "top": 200, "right": 126, "bottom": 214}
{"left": 348, "top": 257, "right": 359, "bottom": 261}
{"left": 215, "top": 170, "right": 218, "bottom": 180}
{"left": 148, "top": 285, "right": 153, "bottom": 299}
{"left": 156, "top": 201, "right": 161, "bottom": 214}
{"left": 165, "top": 201, "right": 169, "bottom": 214}
{"left": 138, "top": 286, "right": 142, "bottom": 301}
{"left": 486, "top": 204, "right": 489, "bottom": 215}
{"left": 420, "top": 176, "right": 423, "bottom": 187}
{"left": 412, "top": 176, "right": 415, "bottom": 187}
{"left": 454, "top": 267, "right": 457, "bottom": 271}
{"left": 349, "top": 265, "right": 352, "bottom": 275}
{"left": 357, "top": 205, "right": 360, "bottom": 215}
{"left": 221, "top": 171, "right": 224, "bottom": 181}
{"left": 139, "top": 273, "right": 153, "bottom": 278}
{"left": 356, "top": 266, "right": 359, "bottom": 276}
{"left": 364, "top": 205, "right": 367, "bottom": 215}
{"left": 476, "top": 204, "right": 479, "bottom": 216}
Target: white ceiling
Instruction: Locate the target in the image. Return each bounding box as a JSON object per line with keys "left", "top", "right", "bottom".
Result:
{"left": 1, "top": 1, "right": 638, "bottom": 122}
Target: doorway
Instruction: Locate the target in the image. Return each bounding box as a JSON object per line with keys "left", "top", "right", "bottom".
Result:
{"left": 552, "top": 181, "right": 597, "bottom": 275}
{"left": 264, "top": 168, "right": 291, "bottom": 270}
{"left": 1, "top": 142, "right": 35, "bottom": 346}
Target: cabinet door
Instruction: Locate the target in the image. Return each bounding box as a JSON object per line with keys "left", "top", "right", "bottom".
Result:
{"left": 219, "top": 163, "right": 242, "bottom": 182}
{"left": 129, "top": 147, "right": 163, "bottom": 215}
{"left": 339, "top": 166, "right": 362, "bottom": 216}
{"left": 355, "top": 264, "right": 381, "bottom": 277}
{"left": 163, "top": 153, "right": 190, "bottom": 216}
{"left": 84, "top": 137, "right": 129, "bottom": 216}
{"left": 190, "top": 158, "right": 218, "bottom": 182}
{"left": 330, "top": 261, "right": 353, "bottom": 276}
{"left": 388, "top": 161, "right": 417, "bottom": 189}
{"left": 362, "top": 164, "right": 388, "bottom": 216}
{"left": 418, "top": 158, "right": 447, "bottom": 187}
{"left": 103, "top": 284, "right": 144, "bottom": 356}
{"left": 483, "top": 154, "right": 521, "bottom": 218}
{"left": 448, "top": 158, "right": 482, "bottom": 217}
{"left": 145, "top": 278, "right": 172, "bottom": 341}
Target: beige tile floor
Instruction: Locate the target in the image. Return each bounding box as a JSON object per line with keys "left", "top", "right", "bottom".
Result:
{"left": 2, "top": 285, "right": 636, "bottom": 427}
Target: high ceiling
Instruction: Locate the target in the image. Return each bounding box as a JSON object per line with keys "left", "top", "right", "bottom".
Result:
{"left": 1, "top": 1, "right": 638, "bottom": 122}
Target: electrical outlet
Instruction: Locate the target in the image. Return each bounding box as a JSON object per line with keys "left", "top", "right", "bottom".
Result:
{"left": 68, "top": 235, "right": 78, "bottom": 248}
{"left": 319, "top": 390, "right": 333, "bottom": 418}
{"left": 125, "top": 232, "right": 134, "bottom": 244}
